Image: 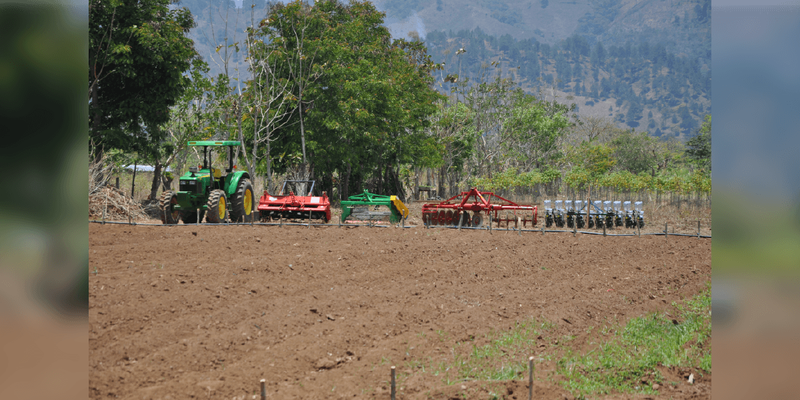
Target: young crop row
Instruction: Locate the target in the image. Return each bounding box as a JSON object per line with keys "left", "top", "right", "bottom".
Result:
{"left": 470, "top": 168, "right": 711, "bottom": 195}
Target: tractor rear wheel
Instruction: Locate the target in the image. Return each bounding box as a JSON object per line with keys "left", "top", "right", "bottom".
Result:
{"left": 159, "top": 191, "right": 180, "bottom": 224}
{"left": 206, "top": 190, "right": 228, "bottom": 223}
{"left": 230, "top": 178, "right": 255, "bottom": 222}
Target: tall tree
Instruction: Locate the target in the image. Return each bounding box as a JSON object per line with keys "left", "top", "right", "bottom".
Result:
{"left": 502, "top": 89, "right": 572, "bottom": 171}
{"left": 610, "top": 130, "right": 659, "bottom": 175}
{"left": 685, "top": 114, "right": 711, "bottom": 173}
{"left": 89, "top": 0, "right": 198, "bottom": 158}
{"left": 250, "top": 0, "right": 442, "bottom": 199}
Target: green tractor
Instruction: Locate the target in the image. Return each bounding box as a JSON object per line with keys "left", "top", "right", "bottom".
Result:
{"left": 159, "top": 140, "right": 255, "bottom": 224}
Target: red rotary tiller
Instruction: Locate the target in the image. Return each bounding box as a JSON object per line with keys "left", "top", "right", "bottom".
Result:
{"left": 421, "top": 188, "right": 538, "bottom": 229}
{"left": 257, "top": 180, "right": 331, "bottom": 223}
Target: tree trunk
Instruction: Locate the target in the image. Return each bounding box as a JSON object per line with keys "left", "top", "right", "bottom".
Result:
{"left": 394, "top": 167, "right": 405, "bottom": 202}
{"left": 161, "top": 172, "right": 172, "bottom": 191}
{"left": 438, "top": 165, "right": 446, "bottom": 199}
{"left": 130, "top": 161, "right": 137, "bottom": 199}
{"left": 91, "top": 79, "right": 102, "bottom": 159}
{"left": 266, "top": 139, "right": 272, "bottom": 193}
{"left": 149, "top": 160, "right": 162, "bottom": 200}
{"left": 414, "top": 167, "right": 420, "bottom": 200}
{"left": 342, "top": 163, "right": 351, "bottom": 200}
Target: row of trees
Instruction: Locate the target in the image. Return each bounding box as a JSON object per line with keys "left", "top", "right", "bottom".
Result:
{"left": 88, "top": 0, "right": 711, "bottom": 205}
{"left": 90, "top": 0, "right": 443, "bottom": 200}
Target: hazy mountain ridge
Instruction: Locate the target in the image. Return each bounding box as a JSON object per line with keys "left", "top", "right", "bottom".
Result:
{"left": 424, "top": 27, "right": 710, "bottom": 139}
{"left": 376, "top": 0, "right": 709, "bottom": 62}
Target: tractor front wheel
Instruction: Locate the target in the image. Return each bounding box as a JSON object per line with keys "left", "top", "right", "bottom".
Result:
{"left": 230, "top": 178, "right": 255, "bottom": 223}
{"left": 159, "top": 191, "right": 180, "bottom": 224}
{"left": 206, "top": 190, "right": 228, "bottom": 223}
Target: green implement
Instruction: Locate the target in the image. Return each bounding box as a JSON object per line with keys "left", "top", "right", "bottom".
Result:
{"left": 340, "top": 190, "right": 409, "bottom": 224}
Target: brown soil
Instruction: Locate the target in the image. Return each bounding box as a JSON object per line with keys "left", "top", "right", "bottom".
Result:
{"left": 89, "top": 221, "right": 711, "bottom": 400}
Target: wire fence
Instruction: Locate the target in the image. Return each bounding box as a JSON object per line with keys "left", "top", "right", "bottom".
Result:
{"left": 88, "top": 218, "right": 710, "bottom": 238}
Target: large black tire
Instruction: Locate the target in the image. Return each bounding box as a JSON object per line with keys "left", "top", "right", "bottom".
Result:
{"left": 181, "top": 209, "right": 205, "bottom": 224}
{"left": 230, "top": 178, "right": 255, "bottom": 223}
{"left": 159, "top": 191, "right": 180, "bottom": 224}
{"left": 206, "top": 190, "right": 228, "bottom": 223}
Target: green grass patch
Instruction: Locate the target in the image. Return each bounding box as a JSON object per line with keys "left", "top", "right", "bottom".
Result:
{"left": 435, "top": 318, "right": 555, "bottom": 384}
{"left": 557, "top": 285, "right": 711, "bottom": 398}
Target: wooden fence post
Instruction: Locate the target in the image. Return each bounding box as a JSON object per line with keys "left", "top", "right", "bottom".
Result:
{"left": 528, "top": 356, "right": 534, "bottom": 400}
{"left": 260, "top": 379, "right": 266, "bottom": 400}
{"left": 391, "top": 366, "right": 396, "bottom": 400}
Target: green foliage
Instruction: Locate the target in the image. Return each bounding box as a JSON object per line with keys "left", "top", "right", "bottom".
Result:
{"left": 557, "top": 287, "right": 711, "bottom": 397}
{"left": 473, "top": 165, "right": 711, "bottom": 195}
{"left": 610, "top": 130, "right": 659, "bottom": 175}
{"left": 428, "top": 100, "right": 476, "bottom": 172}
{"left": 89, "top": 0, "right": 198, "bottom": 154}
{"left": 502, "top": 90, "right": 571, "bottom": 169}
{"left": 565, "top": 142, "right": 615, "bottom": 191}
{"left": 686, "top": 114, "right": 711, "bottom": 172}
{"left": 248, "top": 0, "right": 444, "bottom": 197}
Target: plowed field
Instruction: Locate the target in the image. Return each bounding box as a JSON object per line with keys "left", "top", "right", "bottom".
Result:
{"left": 89, "top": 222, "right": 711, "bottom": 399}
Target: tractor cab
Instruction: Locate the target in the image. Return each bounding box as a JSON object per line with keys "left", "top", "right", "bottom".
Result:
{"left": 182, "top": 140, "right": 238, "bottom": 193}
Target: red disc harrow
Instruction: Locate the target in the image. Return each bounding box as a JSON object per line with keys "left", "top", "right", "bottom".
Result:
{"left": 421, "top": 188, "right": 537, "bottom": 229}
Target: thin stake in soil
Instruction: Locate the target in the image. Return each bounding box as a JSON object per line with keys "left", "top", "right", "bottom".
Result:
{"left": 260, "top": 379, "right": 266, "bottom": 400}
{"left": 196, "top": 208, "right": 200, "bottom": 225}
{"left": 308, "top": 211, "right": 312, "bottom": 229}
{"left": 665, "top": 222, "right": 668, "bottom": 240}
{"left": 528, "top": 356, "right": 534, "bottom": 400}
{"left": 697, "top": 219, "right": 701, "bottom": 238}
{"left": 391, "top": 366, "right": 396, "bottom": 400}
{"left": 489, "top": 214, "right": 492, "bottom": 234}
{"left": 603, "top": 220, "right": 606, "bottom": 237}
